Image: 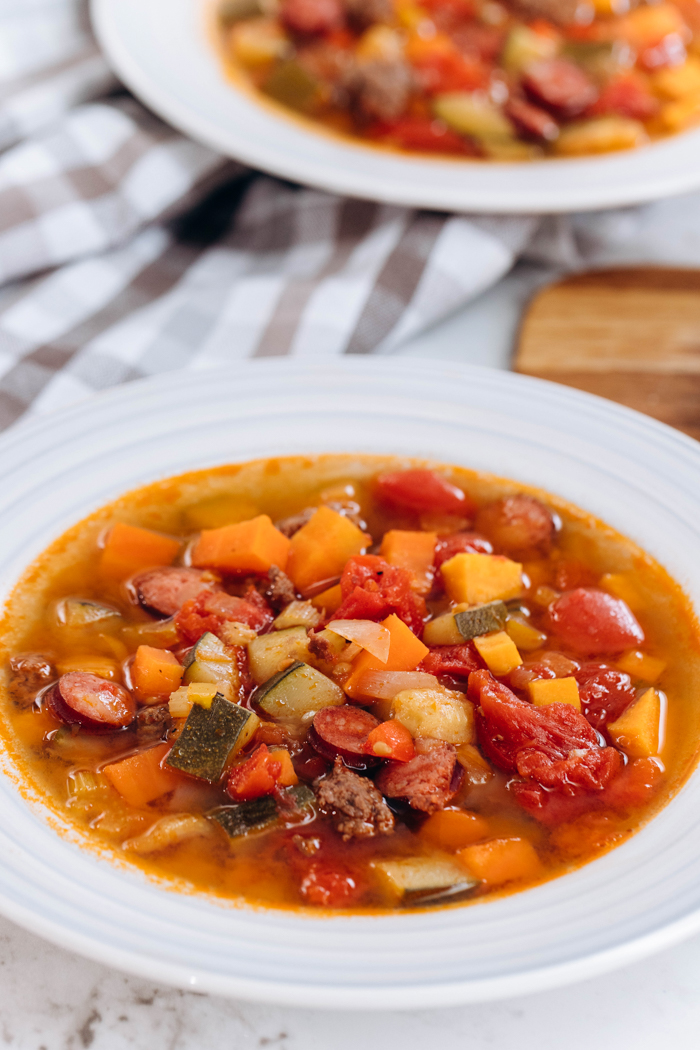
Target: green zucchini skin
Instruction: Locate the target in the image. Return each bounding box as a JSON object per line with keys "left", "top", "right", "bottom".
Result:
{"left": 454, "top": 600, "right": 507, "bottom": 641}
{"left": 211, "top": 784, "right": 315, "bottom": 838}
{"left": 253, "top": 661, "right": 305, "bottom": 705}
{"left": 165, "top": 693, "right": 254, "bottom": 782}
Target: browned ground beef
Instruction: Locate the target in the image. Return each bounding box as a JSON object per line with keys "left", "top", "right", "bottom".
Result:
{"left": 315, "top": 756, "right": 395, "bottom": 840}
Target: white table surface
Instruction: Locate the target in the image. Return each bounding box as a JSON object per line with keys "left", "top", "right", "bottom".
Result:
{"left": 4, "top": 259, "right": 700, "bottom": 1048}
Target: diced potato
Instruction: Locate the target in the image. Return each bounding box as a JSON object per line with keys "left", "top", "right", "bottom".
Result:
{"left": 169, "top": 686, "right": 193, "bottom": 719}
{"left": 56, "top": 655, "right": 120, "bottom": 680}
{"left": 218, "top": 621, "right": 257, "bottom": 646}
{"left": 555, "top": 117, "right": 647, "bottom": 157}
{"left": 391, "top": 687, "right": 475, "bottom": 745}
{"left": 441, "top": 553, "right": 523, "bottom": 605}
{"left": 273, "top": 600, "right": 321, "bottom": 631}
{"left": 458, "top": 837, "right": 542, "bottom": 886}
{"left": 506, "top": 615, "right": 547, "bottom": 652}
{"left": 419, "top": 810, "right": 490, "bottom": 850}
{"left": 600, "top": 572, "right": 646, "bottom": 612}
{"left": 433, "top": 92, "right": 514, "bottom": 142}
{"left": 473, "top": 631, "right": 523, "bottom": 676}
{"left": 422, "top": 603, "right": 469, "bottom": 646}
{"left": 183, "top": 632, "right": 239, "bottom": 700}
{"left": 373, "top": 856, "right": 477, "bottom": 896}
{"left": 653, "top": 57, "right": 700, "bottom": 99}
{"left": 501, "top": 25, "right": 558, "bottom": 73}
{"left": 230, "top": 17, "right": 289, "bottom": 68}
{"left": 247, "top": 626, "right": 311, "bottom": 685}
{"left": 616, "top": 649, "right": 666, "bottom": 683}
{"left": 528, "top": 675, "right": 581, "bottom": 709}
{"left": 607, "top": 687, "right": 662, "bottom": 758}
{"left": 186, "top": 682, "right": 218, "bottom": 709}
{"left": 456, "top": 742, "right": 494, "bottom": 783}
{"left": 256, "top": 662, "right": 345, "bottom": 719}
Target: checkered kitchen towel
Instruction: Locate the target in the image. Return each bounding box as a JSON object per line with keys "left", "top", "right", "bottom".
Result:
{"left": 5, "top": 0, "right": 700, "bottom": 431}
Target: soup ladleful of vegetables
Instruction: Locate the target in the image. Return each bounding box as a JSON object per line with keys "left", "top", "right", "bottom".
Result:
{"left": 2, "top": 454, "right": 699, "bottom": 912}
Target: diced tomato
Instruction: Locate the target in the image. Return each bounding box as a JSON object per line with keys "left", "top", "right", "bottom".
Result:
{"left": 516, "top": 744, "right": 621, "bottom": 794}
{"left": 420, "top": 642, "right": 482, "bottom": 680}
{"left": 369, "top": 117, "right": 478, "bottom": 155}
{"left": 452, "top": 22, "right": 506, "bottom": 61}
{"left": 604, "top": 756, "right": 663, "bottom": 809}
{"left": 364, "top": 719, "right": 415, "bottom": 762}
{"left": 176, "top": 586, "right": 272, "bottom": 644}
{"left": 470, "top": 669, "right": 601, "bottom": 773}
{"left": 575, "top": 662, "right": 636, "bottom": 729}
{"left": 547, "top": 588, "right": 644, "bottom": 655}
{"left": 331, "top": 554, "right": 427, "bottom": 635}
{"left": 374, "top": 470, "right": 475, "bottom": 517}
{"left": 280, "top": 0, "right": 344, "bottom": 35}
{"left": 589, "top": 74, "right": 659, "bottom": 120}
{"left": 434, "top": 531, "right": 492, "bottom": 570}
{"left": 421, "top": 0, "right": 476, "bottom": 29}
{"left": 411, "top": 50, "right": 489, "bottom": 94}
{"left": 226, "top": 744, "right": 282, "bottom": 802}
{"left": 299, "top": 861, "right": 362, "bottom": 907}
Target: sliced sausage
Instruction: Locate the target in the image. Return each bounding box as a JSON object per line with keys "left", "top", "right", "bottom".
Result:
{"left": 280, "top": 0, "right": 344, "bottom": 35}
{"left": 522, "top": 59, "right": 598, "bottom": 119}
{"left": 375, "top": 738, "right": 461, "bottom": 813}
{"left": 309, "top": 706, "right": 380, "bottom": 770}
{"left": 475, "top": 494, "right": 557, "bottom": 556}
{"left": 505, "top": 98, "right": 559, "bottom": 142}
{"left": 314, "top": 756, "right": 395, "bottom": 840}
{"left": 48, "top": 672, "right": 136, "bottom": 733}
{"left": 133, "top": 566, "right": 219, "bottom": 618}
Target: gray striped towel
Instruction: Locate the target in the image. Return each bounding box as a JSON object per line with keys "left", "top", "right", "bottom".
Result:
{"left": 4, "top": 0, "right": 700, "bottom": 432}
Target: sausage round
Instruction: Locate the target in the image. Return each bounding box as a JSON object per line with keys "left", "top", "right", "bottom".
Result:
{"left": 375, "top": 739, "right": 461, "bottom": 813}
{"left": 48, "top": 672, "right": 136, "bottom": 733}
{"left": 475, "top": 494, "right": 557, "bottom": 556}
{"left": 132, "top": 566, "right": 219, "bottom": 618}
{"left": 308, "top": 706, "right": 380, "bottom": 770}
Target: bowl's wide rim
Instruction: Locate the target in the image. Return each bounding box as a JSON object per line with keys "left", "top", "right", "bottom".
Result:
{"left": 2, "top": 358, "right": 700, "bottom": 1008}
{"left": 90, "top": 0, "right": 700, "bottom": 214}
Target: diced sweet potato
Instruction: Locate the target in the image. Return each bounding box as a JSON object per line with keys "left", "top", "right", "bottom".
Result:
{"left": 458, "top": 837, "right": 542, "bottom": 886}
{"left": 607, "top": 687, "right": 662, "bottom": 758}
{"left": 286, "top": 506, "right": 366, "bottom": 594}
{"left": 528, "top": 676, "right": 581, "bottom": 710}
{"left": 441, "top": 552, "right": 523, "bottom": 605}
{"left": 616, "top": 649, "right": 666, "bottom": 683}
{"left": 103, "top": 743, "right": 182, "bottom": 808}
{"left": 380, "top": 530, "right": 437, "bottom": 595}
{"left": 310, "top": 582, "right": 343, "bottom": 613}
{"left": 344, "top": 613, "right": 429, "bottom": 699}
{"left": 419, "top": 809, "right": 490, "bottom": 850}
{"left": 100, "top": 523, "right": 181, "bottom": 581}
{"left": 191, "top": 515, "right": 290, "bottom": 574}
{"left": 132, "top": 645, "right": 183, "bottom": 698}
{"left": 473, "top": 631, "right": 522, "bottom": 676}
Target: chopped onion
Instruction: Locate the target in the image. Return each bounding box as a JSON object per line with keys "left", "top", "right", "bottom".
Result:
{"left": 326, "top": 619, "right": 391, "bottom": 662}
{"left": 354, "top": 670, "right": 440, "bottom": 700}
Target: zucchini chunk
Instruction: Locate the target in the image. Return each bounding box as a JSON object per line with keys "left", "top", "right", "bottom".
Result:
{"left": 372, "top": 856, "right": 478, "bottom": 905}
{"left": 247, "top": 626, "right": 310, "bottom": 685}
{"left": 56, "top": 598, "right": 121, "bottom": 628}
{"left": 166, "top": 693, "right": 258, "bottom": 781}
{"left": 256, "top": 662, "right": 344, "bottom": 718}
{"left": 211, "top": 783, "right": 315, "bottom": 838}
{"left": 454, "top": 600, "right": 507, "bottom": 641}
{"left": 183, "top": 631, "right": 239, "bottom": 701}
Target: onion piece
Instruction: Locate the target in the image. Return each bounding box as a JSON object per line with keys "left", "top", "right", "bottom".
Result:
{"left": 326, "top": 619, "right": 391, "bottom": 662}
{"left": 354, "top": 670, "right": 440, "bottom": 700}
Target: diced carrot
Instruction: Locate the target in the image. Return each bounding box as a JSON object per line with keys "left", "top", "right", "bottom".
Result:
{"left": 103, "top": 743, "right": 182, "bottom": 808}
{"left": 286, "top": 506, "right": 366, "bottom": 595}
{"left": 99, "top": 522, "right": 181, "bottom": 581}
{"left": 528, "top": 676, "right": 581, "bottom": 710}
{"left": 364, "top": 719, "right": 415, "bottom": 761}
{"left": 191, "top": 515, "right": 290, "bottom": 574}
{"left": 380, "top": 530, "right": 437, "bottom": 595}
{"left": 132, "top": 645, "right": 183, "bottom": 698}
{"left": 344, "top": 613, "right": 429, "bottom": 699}
{"left": 420, "top": 809, "right": 490, "bottom": 850}
{"left": 268, "top": 747, "right": 298, "bottom": 786}
{"left": 458, "top": 837, "right": 542, "bottom": 886}
{"left": 608, "top": 687, "right": 662, "bottom": 758}
{"left": 310, "top": 582, "right": 343, "bottom": 612}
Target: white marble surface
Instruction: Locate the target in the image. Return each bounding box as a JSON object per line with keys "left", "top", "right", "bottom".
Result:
{"left": 4, "top": 260, "right": 700, "bottom": 1046}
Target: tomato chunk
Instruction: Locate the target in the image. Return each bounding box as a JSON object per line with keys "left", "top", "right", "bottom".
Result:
{"left": 374, "top": 470, "right": 475, "bottom": 517}
{"left": 547, "top": 588, "right": 644, "bottom": 655}
{"left": 226, "top": 744, "right": 282, "bottom": 802}
{"left": 434, "top": 531, "right": 492, "bottom": 569}
{"left": 370, "top": 117, "right": 478, "bottom": 155}
{"left": 575, "top": 662, "right": 637, "bottom": 729}
{"left": 420, "top": 642, "right": 482, "bottom": 680}
{"left": 299, "top": 861, "right": 362, "bottom": 907}
{"left": 331, "top": 554, "right": 426, "bottom": 635}
{"left": 176, "top": 586, "right": 272, "bottom": 644}
{"left": 364, "top": 719, "right": 415, "bottom": 762}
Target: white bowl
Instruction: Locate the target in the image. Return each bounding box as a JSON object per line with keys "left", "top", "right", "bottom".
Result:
{"left": 92, "top": 0, "right": 700, "bottom": 213}
{"left": 2, "top": 358, "right": 700, "bottom": 1007}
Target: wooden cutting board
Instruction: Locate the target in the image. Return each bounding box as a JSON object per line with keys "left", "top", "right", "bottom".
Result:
{"left": 514, "top": 267, "right": 700, "bottom": 441}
